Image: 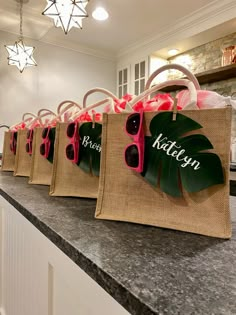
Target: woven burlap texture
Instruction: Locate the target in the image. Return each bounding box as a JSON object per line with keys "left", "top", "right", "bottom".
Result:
{"left": 14, "top": 129, "right": 32, "bottom": 177}
{"left": 96, "top": 107, "right": 232, "bottom": 239}
{"left": 50, "top": 122, "right": 99, "bottom": 198}
{"left": 29, "top": 127, "right": 53, "bottom": 185}
{"left": 1, "top": 131, "right": 16, "bottom": 172}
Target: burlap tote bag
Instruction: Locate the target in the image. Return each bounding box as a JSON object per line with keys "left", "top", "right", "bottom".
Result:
{"left": 50, "top": 88, "right": 119, "bottom": 198}
{"left": 95, "top": 77, "right": 232, "bottom": 239}
{"left": 14, "top": 113, "right": 40, "bottom": 177}
{"left": 29, "top": 101, "right": 80, "bottom": 186}
{"left": 1, "top": 130, "right": 16, "bottom": 171}
{"left": 1, "top": 113, "right": 36, "bottom": 172}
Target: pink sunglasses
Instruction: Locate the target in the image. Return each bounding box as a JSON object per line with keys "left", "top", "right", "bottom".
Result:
{"left": 124, "top": 111, "right": 144, "bottom": 173}
{"left": 10, "top": 131, "right": 17, "bottom": 155}
{"left": 40, "top": 127, "right": 51, "bottom": 158}
{"left": 65, "top": 121, "right": 79, "bottom": 163}
{"left": 26, "top": 128, "right": 34, "bottom": 155}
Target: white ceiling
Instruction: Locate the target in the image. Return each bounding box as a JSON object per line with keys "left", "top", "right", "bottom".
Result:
{"left": 1, "top": 0, "right": 236, "bottom": 60}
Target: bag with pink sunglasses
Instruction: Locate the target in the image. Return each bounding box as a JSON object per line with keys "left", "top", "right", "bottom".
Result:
{"left": 1, "top": 113, "right": 37, "bottom": 172}
{"left": 13, "top": 112, "right": 43, "bottom": 177}
{"left": 29, "top": 101, "right": 81, "bottom": 186}
{"left": 50, "top": 87, "right": 124, "bottom": 198}
{"left": 95, "top": 64, "right": 232, "bottom": 239}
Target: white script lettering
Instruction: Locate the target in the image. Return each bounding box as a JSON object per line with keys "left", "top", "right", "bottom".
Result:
{"left": 82, "top": 136, "right": 101, "bottom": 152}
{"left": 152, "top": 133, "right": 200, "bottom": 170}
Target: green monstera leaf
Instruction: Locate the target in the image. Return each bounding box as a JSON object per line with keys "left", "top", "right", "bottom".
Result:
{"left": 77, "top": 122, "right": 102, "bottom": 176}
{"left": 142, "top": 112, "right": 224, "bottom": 197}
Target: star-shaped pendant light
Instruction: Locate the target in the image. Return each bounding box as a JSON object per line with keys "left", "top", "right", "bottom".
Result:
{"left": 5, "top": 40, "right": 37, "bottom": 73}
{"left": 42, "top": 0, "right": 89, "bottom": 35}
{"left": 5, "top": 0, "right": 37, "bottom": 73}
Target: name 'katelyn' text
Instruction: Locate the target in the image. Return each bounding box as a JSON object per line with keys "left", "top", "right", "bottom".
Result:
{"left": 152, "top": 133, "right": 200, "bottom": 170}
{"left": 82, "top": 136, "right": 101, "bottom": 152}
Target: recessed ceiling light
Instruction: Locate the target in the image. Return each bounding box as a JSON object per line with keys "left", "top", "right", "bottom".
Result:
{"left": 168, "top": 49, "right": 180, "bottom": 56}
{"left": 92, "top": 7, "right": 109, "bottom": 21}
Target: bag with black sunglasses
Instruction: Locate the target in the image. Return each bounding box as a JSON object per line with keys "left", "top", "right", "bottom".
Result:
{"left": 95, "top": 64, "right": 232, "bottom": 239}
{"left": 1, "top": 113, "right": 37, "bottom": 173}
{"left": 49, "top": 87, "right": 124, "bottom": 198}
{"left": 29, "top": 101, "right": 80, "bottom": 186}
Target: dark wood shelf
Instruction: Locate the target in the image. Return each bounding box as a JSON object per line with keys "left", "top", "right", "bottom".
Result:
{"left": 161, "top": 63, "right": 236, "bottom": 92}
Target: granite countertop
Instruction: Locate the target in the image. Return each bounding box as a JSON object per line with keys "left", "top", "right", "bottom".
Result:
{"left": 0, "top": 172, "right": 236, "bottom": 315}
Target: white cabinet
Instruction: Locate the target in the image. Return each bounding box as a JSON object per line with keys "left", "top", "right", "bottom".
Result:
{"left": 0, "top": 198, "right": 48, "bottom": 315}
{"left": 117, "top": 55, "right": 168, "bottom": 97}
{"left": 0, "top": 197, "right": 130, "bottom": 315}
{"left": 133, "top": 59, "right": 148, "bottom": 95}
{"left": 117, "top": 57, "right": 148, "bottom": 97}
{"left": 117, "top": 66, "right": 130, "bottom": 98}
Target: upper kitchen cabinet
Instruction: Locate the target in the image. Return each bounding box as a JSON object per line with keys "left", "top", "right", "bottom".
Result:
{"left": 115, "top": 0, "right": 236, "bottom": 98}
{"left": 116, "top": 30, "right": 236, "bottom": 97}
{"left": 117, "top": 55, "right": 168, "bottom": 97}
{"left": 117, "top": 58, "right": 148, "bottom": 97}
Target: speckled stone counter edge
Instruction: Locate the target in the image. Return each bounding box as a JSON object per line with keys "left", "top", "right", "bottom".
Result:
{"left": 0, "top": 188, "right": 156, "bottom": 315}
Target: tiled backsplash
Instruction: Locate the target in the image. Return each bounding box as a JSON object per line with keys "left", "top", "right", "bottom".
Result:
{"left": 167, "top": 32, "right": 236, "bottom": 140}
{"left": 168, "top": 32, "right": 236, "bottom": 75}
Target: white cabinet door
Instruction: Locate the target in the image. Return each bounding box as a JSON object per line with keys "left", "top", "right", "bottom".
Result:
{"left": 0, "top": 197, "right": 130, "bottom": 315}
{"left": 117, "top": 58, "right": 149, "bottom": 97}
{"left": 49, "top": 249, "right": 130, "bottom": 315}
{"left": 0, "top": 197, "right": 48, "bottom": 315}
{"left": 117, "top": 66, "right": 130, "bottom": 98}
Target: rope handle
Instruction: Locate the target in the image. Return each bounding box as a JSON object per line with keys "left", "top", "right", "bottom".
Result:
{"left": 37, "top": 108, "right": 57, "bottom": 117}
{"left": 145, "top": 63, "right": 200, "bottom": 91}
{"left": 129, "top": 79, "right": 198, "bottom": 110}
{"left": 82, "top": 87, "right": 120, "bottom": 111}
{"left": 57, "top": 100, "right": 82, "bottom": 120}
{"left": 37, "top": 108, "right": 58, "bottom": 127}
{"left": 70, "top": 97, "right": 113, "bottom": 121}
{"left": 10, "top": 112, "right": 37, "bottom": 130}
{"left": 22, "top": 112, "right": 37, "bottom": 122}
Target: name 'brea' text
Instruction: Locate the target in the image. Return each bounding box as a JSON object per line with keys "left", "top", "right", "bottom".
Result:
{"left": 152, "top": 133, "right": 200, "bottom": 170}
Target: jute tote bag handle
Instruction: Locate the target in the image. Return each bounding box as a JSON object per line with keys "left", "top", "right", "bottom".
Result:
{"left": 57, "top": 100, "right": 82, "bottom": 115}
{"left": 24, "top": 113, "right": 44, "bottom": 129}
{"left": 22, "top": 112, "right": 38, "bottom": 123}
{"left": 37, "top": 108, "right": 57, "bottom": 117}
{"left": 145, "top": 63, "right": 201, "bottom": 90}
{"left": 130, "top": 79, "right": 197, "bottom": 110}
{"left": 83, "top": 87, "right": 119, "bottom": 108}
{"left": 71, "top": 97, "right": 115, "bottom": 120}
{"left": 57, "top": 100, "right": 82, "bottom": 122}
{"left": 10, "top": 112, "right": 37, "bottom": 130}
{"left": 83, "top": 87, "right": 136, "bottom": 113}
{"left": 37, "top": 109, "right": 58, "bottom": 126}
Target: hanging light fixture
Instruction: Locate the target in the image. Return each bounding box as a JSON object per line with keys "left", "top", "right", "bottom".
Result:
{"left": 42, "top": 0, "right": 89, "bottom": 35}
{"left": 5, "top": 0, "right": 37, "bottom": 73}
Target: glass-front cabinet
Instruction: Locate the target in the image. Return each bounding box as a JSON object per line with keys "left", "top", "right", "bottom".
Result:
{"left": 117, "top": 55, "right": 167, "bottom": 97}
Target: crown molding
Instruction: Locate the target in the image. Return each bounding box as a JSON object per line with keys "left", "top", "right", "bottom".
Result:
{"left": 0, "top": 27, "right": 115, "bottom": 61}
{"left": 2, "top": 0, "right": 235, "bottom": 63}
{"left": 40, "top": 37, "right": 116, "bottom": 61}
{"left": 0, "top": 1, "right": 115, "bottom": 61}
{"left": 117, "top": 0, "right": 236, "bottom": 59}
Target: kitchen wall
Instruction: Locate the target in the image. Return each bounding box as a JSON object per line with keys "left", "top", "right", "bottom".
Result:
{"left": 0, "top": 30, "right": 116, "bottom": 150}
{"left": 167, "top": 32, "right": 236, "bottom": 141}
{"left": 168, "top": 31, "right": 236, "bottom": 95}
